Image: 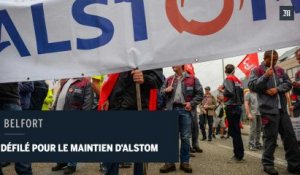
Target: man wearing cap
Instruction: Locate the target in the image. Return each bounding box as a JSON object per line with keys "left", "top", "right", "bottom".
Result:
{"left": 248, "top": 50, "right": 300, "bottom": 175}
{"left": 199, "top": 86, "right": 216, "bottom": 141}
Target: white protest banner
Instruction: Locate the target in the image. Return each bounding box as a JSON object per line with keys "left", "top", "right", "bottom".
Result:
{"left": 0, "top": 0, "right": 300, "bottom": 83}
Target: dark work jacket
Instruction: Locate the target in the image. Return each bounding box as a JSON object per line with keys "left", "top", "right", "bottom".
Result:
{"left": 53, "top": 78, "right": 93, "bottom": 111}
{"left": 108, "top": 69, "right": 163, "bottom": 110}
{"left": 248, "top": 62, "right": 292, "bottom": 115}
{"left": 0, "top": 83, "right": 20, "bottom": 105}
{"left": 223, "top": 75, "right": 243, "bottom": 106}
{"left": 19, "top": 82, "right": 34, "bottom": 110}
{"left": 30, "top": 81, "right": 48, "bottom": 110}
{"left": 160, "top": 72, "right": 203, "bottom": 111}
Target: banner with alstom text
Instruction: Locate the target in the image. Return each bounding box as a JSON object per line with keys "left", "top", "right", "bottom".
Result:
{"left": 0, "top": 0, "right": 300, "bottom": 82}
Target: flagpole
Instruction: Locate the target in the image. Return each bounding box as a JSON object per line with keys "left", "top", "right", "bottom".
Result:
{"left": 286, "top": 92, "right": 294, "bottom": 117}
{"left": 270, "top": 50, "right": 274, "bottom": 73}
{"left": 270, "top": 50, "right": 284, "bottom": 114}
{"left": 135, "top": 80, "right": 148, "bottom": 175}
{"left": 222, "top": 58, "right": 225, "bottom": 79}
{"left": 136, "top": 83, "right": 142, "bottom": 111}
{"left": 134, "top": 69, "right": 148, "bottom": 175}
{"left": 270, "top": 50, "right": 277, "bottom": 88}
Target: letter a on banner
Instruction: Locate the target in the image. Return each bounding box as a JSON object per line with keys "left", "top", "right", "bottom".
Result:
{"left": 0, "top": 10, "right": 30, "bottom": 57}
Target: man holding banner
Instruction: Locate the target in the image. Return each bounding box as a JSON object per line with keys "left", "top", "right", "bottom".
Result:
{"left": 101, "top": 69, "right": 163, "bottom": 175}
{"left": 248, "top": 50, "right": 300, "bottom": 175}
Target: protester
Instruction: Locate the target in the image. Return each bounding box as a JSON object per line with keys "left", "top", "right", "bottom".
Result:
{"left": 292, "top": 48, "right": 300, "bottom": 118}
{"left": 244, "top": 89, "right": 262, "bottom": 151}
{"left": 190, "top": 109, "right": 203, "bottom": 154}
{"left": 101, "top": 69, "right": 163, "bottom": 175}
{"left": 248, "top": 50, "right": 300, "bottom": 175}
{"left": 19, "top": 81, "right": 34, "bottom": 110}
{"left": 199, "top": 86, "right": 216, "bottom": 141}
{"left": 51, "top": 78, "right": 93, "bottom": 174}
{"left": 218, "top": 64, "right": 244, "bottom": 163}
{"left": 190, "top": 90, "right": 203, "bottom": 154}
{"left": 159, "top": 65, "right": 203, "bottom": 173}
{"left": 0, "top": 82, "right": 33, "bottom": 175}
{"left": 30, "top": 81, "right": 48, "bottom": 110}
{"left": 212, "top": 94, "right": 226, "bottom": 139}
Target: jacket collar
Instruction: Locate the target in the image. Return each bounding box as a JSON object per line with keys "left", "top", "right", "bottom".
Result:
{"left": 261, "top": 61, "right": 268, "bottom": 70}
{"left": 175, "top": 71, "right": 189, "bottom": 78}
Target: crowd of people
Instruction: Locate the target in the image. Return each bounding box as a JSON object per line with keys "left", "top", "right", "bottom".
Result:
{"left": 1, "top": 49, "right": 300, "bottom": 175}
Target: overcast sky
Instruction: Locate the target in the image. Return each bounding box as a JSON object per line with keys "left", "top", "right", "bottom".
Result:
{"left": 163, "top": 46, "right": 297, "bottom": 91}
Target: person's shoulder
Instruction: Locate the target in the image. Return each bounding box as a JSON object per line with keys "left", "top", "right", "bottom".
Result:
{"left": 73, "top": 78, "right": 91, "bottom": 87}
{"left": 275, "top": 66, "right": 284, "bottom": 72}
{"left": 226, "top": 75, "right": 235, "bottom": 81}
{"left": 92, "top": 75, "right": 104, "bottom": 80}
{"left": 166, "top": 75, "right": 175, "bottom": 81}
{"left": 275, "top": 66, "right": 285, "bottom": 77}
{"left": 252, "top": 65, "right": 265, "bottom": 76}
{"left": 296, "top": 70, "right": 300, "bottom": 78}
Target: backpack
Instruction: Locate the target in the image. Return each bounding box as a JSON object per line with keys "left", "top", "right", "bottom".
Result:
{"left": 224, "top": 75, "right": 244, "bottom": 105}
{"left": 233, "top": 81, "right": 244, "bottom": 105}
{"left": 216, "top": 104, "right": 224, "bottom": 118}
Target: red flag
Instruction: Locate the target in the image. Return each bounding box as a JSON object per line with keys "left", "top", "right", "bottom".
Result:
{"left": 184, "top": 64, "right": 195, "bottom": 76}
{"left": 97, "top": 73, "right": 119, "bottom": 111}
{"left": 237, "top": 53, "right": 259, "bottom": 77}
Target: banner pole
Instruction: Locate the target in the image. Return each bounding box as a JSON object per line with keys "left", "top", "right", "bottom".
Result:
{"left": 134, "top": 69, "right": 148, "bottom": 175}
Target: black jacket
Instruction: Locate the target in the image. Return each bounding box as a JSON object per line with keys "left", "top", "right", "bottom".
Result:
{"left": 0, "top": 83, "right": 20, "bottom": 105}
{"left": 109, "top": 69, "right": 163, "bottom": 110}
{"left": 30, "top": 81, "right": 48, "bottom": 110}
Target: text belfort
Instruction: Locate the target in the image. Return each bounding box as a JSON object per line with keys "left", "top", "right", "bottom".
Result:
{"left": 3, "top": 119, "right": 43, "bottom": 129}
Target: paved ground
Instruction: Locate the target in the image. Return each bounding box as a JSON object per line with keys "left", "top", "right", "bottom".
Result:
{"left": 2, "top": 125, "right": 299, "bottom": 175}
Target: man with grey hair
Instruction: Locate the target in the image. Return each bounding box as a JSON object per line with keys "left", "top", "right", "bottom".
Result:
{"left": 244, "top": 89, "right": 262, "bottom": 151}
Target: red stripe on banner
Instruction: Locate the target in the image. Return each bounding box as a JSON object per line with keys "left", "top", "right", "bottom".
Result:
{"left": 148, "top": 89, "right": 157, "bottom": 111}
